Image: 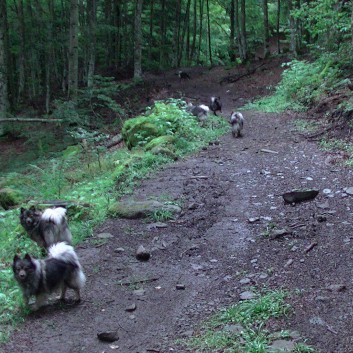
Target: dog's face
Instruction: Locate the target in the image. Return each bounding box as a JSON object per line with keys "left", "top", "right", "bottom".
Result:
{"left": 20, "top": 206, "right": 42, "bottom": 232}
{"left": 13, "top": 254, "right": 36, "bottom": 283}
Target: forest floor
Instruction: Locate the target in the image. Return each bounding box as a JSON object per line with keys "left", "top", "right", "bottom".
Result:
{"left": 3, "top": 57, "right": 353, "bottom": 353}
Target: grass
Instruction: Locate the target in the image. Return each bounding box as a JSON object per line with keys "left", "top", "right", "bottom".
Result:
{"left": 0, "top": 99, "right": 229, "bottom": 342}
{"left": 184, "top": 289, "right": 316, "bottom": 353}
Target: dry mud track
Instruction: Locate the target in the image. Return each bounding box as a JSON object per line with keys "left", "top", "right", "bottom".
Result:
{"left": 3, "top": 110, "right": 353, "bottom": 353}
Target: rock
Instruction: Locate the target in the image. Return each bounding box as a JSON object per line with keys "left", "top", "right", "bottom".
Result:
{"left": 270, "top": 228, "right": 291, "bottom": 240}
{"left": 248, "top": 217, "right": 260, "bottom": 223}
{"left": 326, "top": 284, "right": 346, "bottom": 292}
{"left": 239, "top": 277, "right": 251, "bottom": 285}
{"left": 136, "top": 245, "right": 151, "bottom": 261}
{"left": 284, "top": 259, "right": 294, "bottom": 267}
{"left": 239, "top": 291, "right": 256, "bottom": 300}
{"left": 133, "top": 289, "right": 146, "bottom": 296}
{"left": 114, "top": 247, "right": 125, "bottom": 253}
{"left": 345, "top": 187, "right": 353, "bottom": 195}
{"left": 269, "top": 339, "right": 295, "bottom": 352}
{"left": 176, "top": 284, "right": 186, "bottom": 290}
{"left": 282, "top": 189, "right": 319, "bottom": 204}
{"left": 125, "top": 303, "right": 137, "bottom": 312}
{"left": 97, "top": 232, "right": 114, "bottom": 239}
{"left": 108, "top": 200, "right": 182, "bottom": 219}
{"left": 97, "top": 330, "right": 119, "bottom": 343}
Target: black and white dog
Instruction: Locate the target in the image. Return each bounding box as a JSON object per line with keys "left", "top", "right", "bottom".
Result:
{"left": 13, "top": 242, "right": 86, "bottom": 310}
{"left": 20, "top": 206, "right": 72, "bottom": 249}
{"left": 229, "top": 111, "right": 244, "bottom": 137}
{"left": 209, "top": 96, "right": 222, "bottom": 115}
{"left": 177, "top": 70, "right": 191, "bottom": 81}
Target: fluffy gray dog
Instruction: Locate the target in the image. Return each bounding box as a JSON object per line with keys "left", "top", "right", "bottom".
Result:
{"left": 20, "top": 206, "right": 72, "bottom": 249}
{"left": 13, "top": 242, "right": 86, "bottom": 310}
{"left": 230, "top": 111, "right": 244, "bottom": 137}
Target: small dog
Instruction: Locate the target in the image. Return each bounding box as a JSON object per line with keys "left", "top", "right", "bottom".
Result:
{"left": 186, "top": 103, "right": 210, "bottom": 126}
{"left": 209, "top": 97, "right": 222, "bottom": 116}
{"left": 230, "top": 111, "right": 244, "bottom": 137}
{"left": 13, "top": 242, "right": 86, "bottom": 310}
{"left": 177, "top": 70, "right": 191, "bottom": 81}
{"left": 20, "top": 206, "right": 73, "bottom": 249}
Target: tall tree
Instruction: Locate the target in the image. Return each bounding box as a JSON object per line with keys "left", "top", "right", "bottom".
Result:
{"left": 263, "top": 0, "right": 270, "bottom": 58}
{"left": 239, "top": 0, "right": 247, "bottom": 61}
{"left": 206, "top": 0, "right": 212, "bottom": 65}
{"left": 68, "top": 0, "right": 79, "bottom": 100}
{"left": 229, "top": 0, "right": 235, "bottom": 62}
{"left": 134, "top": 0, "right": 144, "bottom": 79}
{"left": 276, "top": 0, "right": 281, "bottom": 54}
{"left": 0, "top": 0, "right": 9, "bottom": 132}
{"left": 87, "top": 0, "right": 97, "bottom": 87}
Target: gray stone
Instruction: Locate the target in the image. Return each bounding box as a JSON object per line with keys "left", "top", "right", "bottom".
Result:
{"left": 239, "top": 291, "right": 256, "bottom": 300}
{"left": 97, "top": 232, "right": 114, "bottom": 239}
{"left": 269, "top": 339, "right": 295, "bottom": 352}
{"left": 97, "top": 330, "right": 119, "bottom": 343}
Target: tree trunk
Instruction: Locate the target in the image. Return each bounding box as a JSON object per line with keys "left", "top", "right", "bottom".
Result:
{"left": 229, "top": 0, "right": 235, "bottom": 62}
{"left": 288, "top": 0, "right": 297, "bottom": 56}
{"left": 159, "top": 0, "right": 166, "bottom": 68}
{"left": 17, "top": 0, "right": 26, "bottom": 103}
{"left": 239, "top": 0, "right": 247, "bottom": 61}
{"left": 134, "top": 0, "right": 143, "bottom": 79}
{"left": 0, "top": 0, "right": 9, "bottom": 133}
{"left": 197, "top": 0, "right": 204, "bottom": 65}
{"left": 68, "top": 0, "right": 79, "bottom": 100}
{"left": 277, "top": 0, "right": 281, "bottom": 54}
{"left": 263, "top": 0, "right": 270, "bottom": 58}
{"left": 189, "top": 0, "right": 197, "bottom": 63}
{"left": 206, "top": 0, "right": 212, "bottom": 65}
{"left": 87, "top": 0, "right": 96, "bottom": 87}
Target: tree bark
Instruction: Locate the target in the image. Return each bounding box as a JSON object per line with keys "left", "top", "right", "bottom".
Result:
{"left": 206, "top": 0, "right": 212, "bottom": 65}
{"left": 0, "top": 0, "right": 9, "bottom": 133}
{"left": 263, "top": 0, "right": 270, "bottom": 58}
{"left": 229, "top": 0, "right": 235, "bottom": 62}
{"left": 239, "top": 0, "right": 247, "bottom": 61}
{"left": 68, "top": 0, "right": 79, "bottom": 100}
{"left": 87, "top": 0, "right": 96, "bottom": 87}
{"left": 134, "top": 0, "right": 143, "bottom": 79}
{"left": 277, "top": 0, "right": 281, "bottom": 54}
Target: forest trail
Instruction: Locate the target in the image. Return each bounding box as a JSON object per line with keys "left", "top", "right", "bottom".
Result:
{"left": 3, "top": 60, "right": 353, "bottom": 353}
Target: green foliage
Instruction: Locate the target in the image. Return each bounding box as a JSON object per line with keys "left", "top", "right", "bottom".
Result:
{"left": 246, "top": 56, "right": 341, "bottom": 112}
{"left": 292, "top": 0, "right": 351, "bottom": 54}
{"left": 186, "top": 289, "right": 316, "bottom": 353}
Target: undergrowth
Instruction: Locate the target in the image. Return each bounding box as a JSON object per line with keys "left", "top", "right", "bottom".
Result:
{"left": 245, "top": 55, "right": 342, "bottom": 113}
{"left": 0, "top": 98, "right": 228, "bottom": 342}
{"left": 184, "top": 289, "right": 315, "bottom": 353}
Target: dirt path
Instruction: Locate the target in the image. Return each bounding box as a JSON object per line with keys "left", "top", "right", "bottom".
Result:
{"left": 3, "top": 61, "right": 353, "bottom": 353}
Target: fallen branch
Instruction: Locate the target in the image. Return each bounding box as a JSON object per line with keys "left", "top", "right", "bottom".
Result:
{"left": 119, "top": 277, "right": 159, "bottom": 286}
{"left": 0, "top": 118, "right": 63, "bottom": 123}
{"left": 304, "top": 242, "right": 318, "bottom": 253}
{"left": 220, "top": 63, "right": 265, "bottom": 85}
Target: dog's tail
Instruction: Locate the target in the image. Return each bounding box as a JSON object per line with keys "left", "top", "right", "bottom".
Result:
{"left": 42, "top": 207, "right": 67, "bottom": 225}
{"left": 49, "top": 242, "right": 86, "bottom": 287}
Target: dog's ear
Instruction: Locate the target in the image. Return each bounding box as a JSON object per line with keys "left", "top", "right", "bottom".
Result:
{"left": 13, "top": 254, "right": 20, "bottom": 263}
{"left": 24, "top": 254, "right": 33, "bottom": 262}
{"left": 29, "top": 205, "right": 36, "bottom": 211}
{"left": 20, "top": 207, "right": 25, "bottom": 214}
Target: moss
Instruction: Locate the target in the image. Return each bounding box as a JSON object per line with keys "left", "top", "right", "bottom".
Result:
{"left": 144, "top": 135, "right": 176, "bottom": 151}
{"left": 122, "top": 117, "right": 160, "bottom": 149}
{"left": 108, "top": 200, "right": 181, "bottom": 219}
{"left": 150, "top": 146, "right": 178, "bottom": 160}
{"left": 0, "top": 188, "right": 23, "bottom": 210}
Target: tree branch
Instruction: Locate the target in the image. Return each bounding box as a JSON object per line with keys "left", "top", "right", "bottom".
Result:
{"left": 0, "top": 118, "right": 63, "bottom": 123}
